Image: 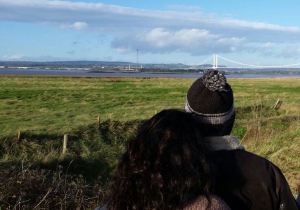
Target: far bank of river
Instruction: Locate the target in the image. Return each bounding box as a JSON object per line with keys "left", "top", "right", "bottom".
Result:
{"left": 0, "top": 68, "right": 300, "bottom": 78}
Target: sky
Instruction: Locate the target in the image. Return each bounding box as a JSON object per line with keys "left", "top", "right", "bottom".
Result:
{"left": 1, "top": 0, "right": 300, "bottom": 65}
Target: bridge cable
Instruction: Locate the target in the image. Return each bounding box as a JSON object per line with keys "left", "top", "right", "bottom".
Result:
{"left": 218, "top": 55, "right": 300, "bottom": 68}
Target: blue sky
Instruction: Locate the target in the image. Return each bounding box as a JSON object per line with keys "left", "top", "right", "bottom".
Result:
{"left": 1, "top": 0, "right": 300, "bottom": 65}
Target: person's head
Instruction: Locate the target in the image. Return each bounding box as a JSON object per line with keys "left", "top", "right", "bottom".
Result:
{"left": 107, "top": 109, "right": 211, "bottom": 210}
{"left": 185, "top": 70, "right": 235, "bottom": 136}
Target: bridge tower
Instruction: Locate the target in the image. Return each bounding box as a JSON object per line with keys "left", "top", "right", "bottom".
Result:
{"left": 212, "top": 54, "right": 218, "bottom": 69}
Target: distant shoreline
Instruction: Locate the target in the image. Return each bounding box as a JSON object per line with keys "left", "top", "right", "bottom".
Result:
{"left": 0, "top": 68, "right": 300, "bottom": 79}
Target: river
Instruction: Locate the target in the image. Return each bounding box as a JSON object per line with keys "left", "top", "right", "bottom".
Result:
{"left": 0, "top": 68, "right": 300, "bottom": 78}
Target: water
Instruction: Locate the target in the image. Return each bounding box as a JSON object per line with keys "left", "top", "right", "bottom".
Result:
{"left": 0, "top": 68, "right": 299, "bottom": 78}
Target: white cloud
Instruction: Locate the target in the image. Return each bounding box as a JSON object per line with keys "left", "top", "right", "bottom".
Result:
{"left": 242, "top": 42, "right": 300, "bottom": 58}
{"left": 2, "top": 54, "right": 25, "bottom": 60}
{"left": 1, "top": 0, "right": 299, "bottom": 33}
{"left": 115, "top": 47, "right": 129, "bottom": 54}
{"left": 62, "top": 21, "right": 88, "bottom": 30}
{"left": 143, "top": 28, "right": 220, "bottom": 49}
{"left": 112, "top": 28, "right": 245, "bottom": 55}
{"left": 1, "top": 0, "right": 300, "bottom": 56}
{"left": 220, "top": 18, "right": 300, "bottom": 32}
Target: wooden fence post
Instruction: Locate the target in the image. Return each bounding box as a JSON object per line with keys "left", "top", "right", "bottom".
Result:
{"left": 62, "top": 134, "right": 68, "bottom": 155}
{"left": 17, "top": 130, "right": 21, "bottom": 142}
{"left": 97, "top": 115, "right": 101, "bottom": 126}
{"left": 273, "top": 99, "right": 282, "bottom": 110}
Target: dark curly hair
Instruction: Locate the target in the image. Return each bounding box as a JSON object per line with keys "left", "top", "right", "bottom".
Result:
{"left": 106, "top": 109, "right": 211, "bottom": 210}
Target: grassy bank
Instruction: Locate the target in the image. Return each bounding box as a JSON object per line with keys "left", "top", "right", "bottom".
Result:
{"left": 0, "top": 76, "right": 299, "bottom": 208}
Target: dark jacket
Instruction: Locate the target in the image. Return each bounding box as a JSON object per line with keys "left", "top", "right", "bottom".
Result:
{"left": 209, "top": 149, "right": 299, "bottom": 210}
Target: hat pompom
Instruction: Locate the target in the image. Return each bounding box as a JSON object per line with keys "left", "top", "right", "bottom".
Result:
{"left": 202, "top": 70, "right": 228, "bottom": 92}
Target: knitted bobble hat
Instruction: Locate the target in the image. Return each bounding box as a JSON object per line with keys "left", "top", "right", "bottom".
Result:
{"left": 185, "top": 70, "right": 234, "bottom": 125}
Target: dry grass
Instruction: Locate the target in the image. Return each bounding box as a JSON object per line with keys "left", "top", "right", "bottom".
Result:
{"left": 0, "top": 166, "right": 105, "bottom": 209}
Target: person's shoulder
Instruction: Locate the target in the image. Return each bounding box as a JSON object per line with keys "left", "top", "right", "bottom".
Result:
{"left": 233, "top": 150, "right": 280, "bottom": 168}
{"left": 211, "top": 149, "right": 281, "bottom": 172}
{"left": 232, "top": 150, "right": 281, "bottom": 173}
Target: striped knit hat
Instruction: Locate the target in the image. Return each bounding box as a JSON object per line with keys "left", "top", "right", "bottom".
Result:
{"left": 185, "top": 70, "right": 234, "bottom": 125}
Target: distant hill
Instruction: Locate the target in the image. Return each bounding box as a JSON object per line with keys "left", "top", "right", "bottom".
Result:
{"left": 0, "top": 60, "right": 215, "bottom": 69}
{"left": 0, "top": 60, "right": 132, "bottom": 67}
{"left": 1, "top": 60, "right": 300, "bottom": 75}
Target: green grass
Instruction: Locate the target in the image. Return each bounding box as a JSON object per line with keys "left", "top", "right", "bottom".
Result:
{"left": 0, "top": 77, "right": 190, "bottom": 136}
{"left": 0, "top": 76, "right": 299, "bottom": 208}
{"left": 1, "top": 77, "right": 299, "bottom": 136}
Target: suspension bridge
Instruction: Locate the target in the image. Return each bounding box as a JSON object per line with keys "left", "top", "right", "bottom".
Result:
{"left": 199, "top": 54, "right": 300, "bottom": 69}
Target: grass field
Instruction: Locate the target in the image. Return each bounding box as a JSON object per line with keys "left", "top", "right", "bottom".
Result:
{"left": 0, "top": 76, "right": 299, "bottom": 208}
